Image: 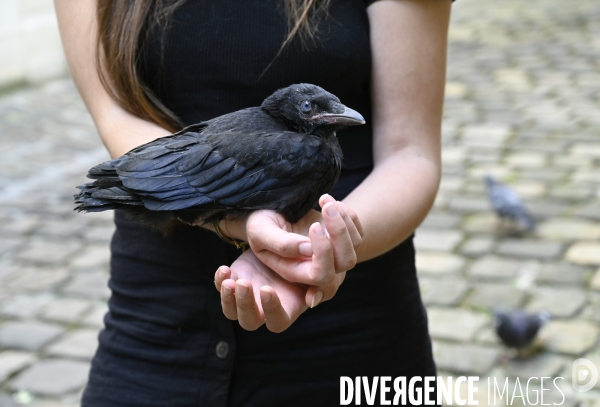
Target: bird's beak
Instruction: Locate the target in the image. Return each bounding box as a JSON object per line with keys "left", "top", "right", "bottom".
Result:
{"left": 311, "top": 106, "right": 366, "bottom": 126}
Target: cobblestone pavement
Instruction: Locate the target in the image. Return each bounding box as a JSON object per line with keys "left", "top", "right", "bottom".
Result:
{"left": 1, "top": 0, "right": 599, "bottom": 405}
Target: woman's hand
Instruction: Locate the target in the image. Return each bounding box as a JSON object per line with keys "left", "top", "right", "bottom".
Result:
{"left": 214, "top": 247, "right": 346, "bottom": 333}
{"left": 244, "top": 194, "right": 363, "bottom": 286}
{"left": 212, "top": 194, "right": 361, "bottom": 332}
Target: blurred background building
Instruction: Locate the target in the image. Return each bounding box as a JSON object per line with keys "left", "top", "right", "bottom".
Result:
{"left": 0, "top": 0, "right": 66, "bottom": 89}
{"left": 0, "top": 0, "right": 599, "bottom": 406}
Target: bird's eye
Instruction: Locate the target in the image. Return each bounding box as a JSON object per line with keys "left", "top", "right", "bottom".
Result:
{"left": 300, "top": 101, "right": 312, "bottom": 113}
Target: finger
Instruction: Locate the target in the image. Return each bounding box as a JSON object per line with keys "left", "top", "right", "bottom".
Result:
{"left": 305, "top": 287, "right": 325, "bottom": 308}
{"left": 235, "top": 280, "right": 264, "bottom": 331}
{"left": 309, "top": 222, "right": 337, "bottom": 285}
{"left": 338, "top": 202, "right": 362, "bottom": 249}
{"left": 305, "top": 272, "right": 346, "bottom": 308}
{"left": 248, "top": 214, "right": 311, "bottom": 258}
{"left": 320, "top": 196, "right": 364, "bottom": 239}
{"left": 221, "top": 279, "right": 238, "bottom": 320}
{"left": 319, "top": 194, "right": 336, "bottom": 208}
{"left": 254, "top": 252, "right": 311, "bottom": 284}
{"left": 260, "top": 286, "right": 293, "bottom": 333}
{"left": 340, "top": 202, "right": 364, "bottom": 238}
{"left": 214, "top": 266, "right": 230, "bottom": 291}
{"left": 322, "top": 202, "right": 357, "bottom": 273}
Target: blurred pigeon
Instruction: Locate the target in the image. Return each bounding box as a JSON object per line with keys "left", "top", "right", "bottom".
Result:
{"left": 494, "top": 310, "right": 550, "bottom": 357}
{"left": 74, "top": 84, "right": 365, "bottom": 232}
{"left": 484, "top": 175, "right": 535, "bottom": 231}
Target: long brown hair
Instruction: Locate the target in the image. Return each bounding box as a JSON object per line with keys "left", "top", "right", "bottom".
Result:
{"left": 96, "top": 0, "right": 331, "bottom": 132}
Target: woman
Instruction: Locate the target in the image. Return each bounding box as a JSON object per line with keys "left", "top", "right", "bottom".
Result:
{"left": 55, "top": 0, "right": 451, "bottom": 405}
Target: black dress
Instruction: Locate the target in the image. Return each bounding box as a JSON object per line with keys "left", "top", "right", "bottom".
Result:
{"left": 82, "top": 1, "right": 436, "bottom": 406}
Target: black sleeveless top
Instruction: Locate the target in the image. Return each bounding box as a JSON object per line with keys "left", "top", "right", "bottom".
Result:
{"left": 82, "top": 2, "right": 436, "bottom": 406}
{"left": 140, "top": 0, "right": 374, "bottom": 169}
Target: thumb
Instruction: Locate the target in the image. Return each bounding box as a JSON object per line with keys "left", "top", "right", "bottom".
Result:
{"left": 247, "top": 211, "right": 311, "bottom": 258}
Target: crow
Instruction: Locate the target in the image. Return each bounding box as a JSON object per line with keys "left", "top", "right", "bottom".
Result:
{"left": 494, "top": 309, "right": 550, "bottom": 358}
{"left": 75, "top": 84, "right": 365, "bottom": 232}
{"left": 484, "top": 175, "right": 535, "bottom": 232}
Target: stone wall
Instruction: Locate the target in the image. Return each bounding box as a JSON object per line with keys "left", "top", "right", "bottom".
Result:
{"left": 0, "top": 0, "right": 67, "bottom": 88}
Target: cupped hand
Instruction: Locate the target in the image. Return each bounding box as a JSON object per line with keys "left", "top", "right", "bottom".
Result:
{"left": 214, "top": 249, "right": 346, "bottom": 333}
{"left": 244, "top": 194, "right": 363, "bottom": 287}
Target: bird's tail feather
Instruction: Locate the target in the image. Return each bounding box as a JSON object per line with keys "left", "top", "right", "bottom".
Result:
{"left": 74, "top": 183, "right": 179, "bottom": 233}
{"left": 74, "top": 183, "right": 143, "bottom": 212}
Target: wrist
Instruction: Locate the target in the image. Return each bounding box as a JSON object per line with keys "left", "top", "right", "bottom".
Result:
{"left": 219, "top": 216, "right": 248, "bottom": 242}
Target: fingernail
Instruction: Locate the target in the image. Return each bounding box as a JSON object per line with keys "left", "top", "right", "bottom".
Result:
{"left": 299, "top": 242, "right": 312, "bottom": 256}
{"left": 314, "top": 223, "right": 326, "bottom": 237}
{"left": 260, "top": 288, "right": 272, "bottom": 303}
{"left": 219, "top": 268, "right": 228, "bottom": 278}
{"left": 236, "top": 283, "right": 249, "bottom": 298}
{"left": 326, "top": 204, "right": 339, "bottom": 218}
{"left": 311, "top": 291, "right": 323, "bottom": 308}
{"left": 223, "top": 285, "right": 233, "bottom": 296}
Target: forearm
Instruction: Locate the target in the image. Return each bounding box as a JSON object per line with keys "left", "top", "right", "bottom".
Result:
{"left": 343, "top": 0, "right": 450, "bottom": 262}
{"left": 54, "top": 0, "right": 170, "bottom": 159}
{"left": 343, "top": 148, "right": 440, "bottom": 262}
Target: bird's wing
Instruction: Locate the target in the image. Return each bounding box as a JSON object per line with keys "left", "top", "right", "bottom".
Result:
{"left": 489, "top": 184, "right": 526, "bottom": 215}
{"left": 110, "top": 127, "right": 322, "bottom": 212}
{"left": 524, "top": 314, "right": 543, "bottom": 342}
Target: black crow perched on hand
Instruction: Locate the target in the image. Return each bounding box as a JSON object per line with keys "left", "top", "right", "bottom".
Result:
{"left": 495, "top": 310, "right": 550, "bottom": 358}
{"left": 485, "top": 175, "right": 535, "bottom": 232}
{"left": 75, "top": 84, "right": 365, "bottom": 232}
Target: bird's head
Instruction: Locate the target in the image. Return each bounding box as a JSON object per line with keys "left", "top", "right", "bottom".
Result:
{"left": 484, "top": 175, "right": 497, "bottom": 188}
{"left": 493, "top": 309, "right": 508, "bottom": 329}
{"left": 261, "top": 84, "right": 365, "bottom": 135}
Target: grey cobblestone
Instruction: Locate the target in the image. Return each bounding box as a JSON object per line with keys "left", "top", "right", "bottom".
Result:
{"left": 466, "top": 283, "right": 526, "bottom": 311}
{"left": 504, "top": 353, "right": 565, "bottom": 379}
{"left": 0, "top": 351, "right": 37, "bottom": 383}
{"left": 40, "top": 298, "right": 93, "bottom": 324}
{"left": 537, "top": 218, "right": 600, "bottom": 241}
{"left": 496, "top": 239, "right": 564, "bottom": 260}
{"left": 433, "top": 341, "right": 501, "bottom": 375}
{"left": 447, "top": 196, "right": 491, "bottom": 214}
{"left": 566, "top": 241, "right": 600, "bottom": 266}
{"left": 9, "top": 360, "right": 90, "bottom": 396}
{"left": 46, "top": 329, "right": 98, "bottom": 360}
{"left": 80, "top": 304, "right": 108, "bottom": 329}
{"left": 68, "top": 245, "right": 110, "bottom": 271}
{"left": 428, "top": 307, "right": 490, "bottom": 342}
{"left": 1, "top": 293, "right": 55, "bottom": 319}
{"left": 461, "top": 213, "right": 498, "bottom": 233}
{"left": 536, "top": 262, "right": 589, "bottom": 286}
{"left": 420, "top": 211, "right": 462, "bottom": 229}
{"left": 459, "top": 236, "right": 496, "bottom": 257}
{"left": 591, "top": 269, "right": 600, "bottom": 291}
{"left": 15, "top": 240, "right": 83, "bottom": 266}
{"left": 420, "top": 278, "right": 469, "bottom": 307}
{"left": 81, "top": 225, "right": 115, "bottom": 242}
{"left": 468, "top": 256, "right": 523, "bottom": 280}
{"left": 0, "top": 393, "right": 17, "bottom": 407}
{"left": 415, "top": 252, "right": 466, "bottom": 276}
{"left": 0, "top": 322, "right": 64, "bottom": 351}
{"left": 36, "top": 220, "right": 85, "bottom": 238}
{"left": 62, "top": 271, "right": 110, "bottom": 300}
{"left": 526, "top": 287, "right": 587, "bottom": 318}
{"left": 4, "top": 268, "right": 69, "bottom": 292}
{"left": 414, "top": 228, "right": 463, "bottom": 252}
{"left": 542, "top": 320, "right": 600, "bottom": 355}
